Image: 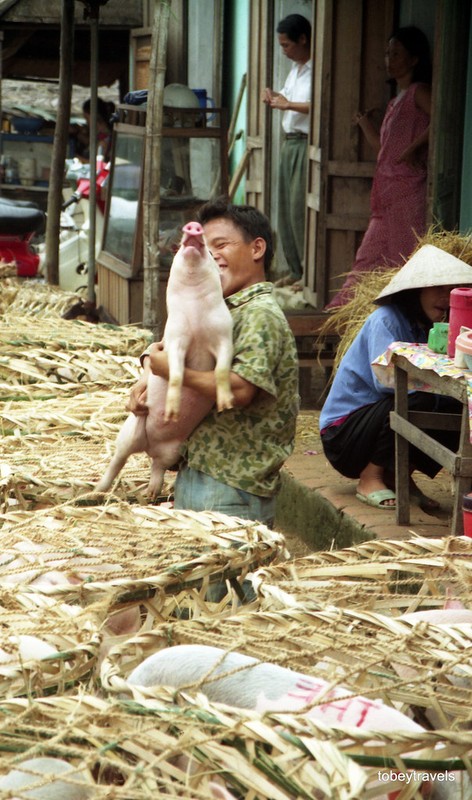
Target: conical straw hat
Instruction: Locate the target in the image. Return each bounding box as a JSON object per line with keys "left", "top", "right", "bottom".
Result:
{"left": 375, "top": 244, "right": 472, "bottom": 303}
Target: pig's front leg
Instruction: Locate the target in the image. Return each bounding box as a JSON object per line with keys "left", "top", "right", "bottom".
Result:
{"left": 214, "top": 339, "right": 234, "bottom": 412}
{"left": 164, "top": 338, "right": 188, "bottom": 422}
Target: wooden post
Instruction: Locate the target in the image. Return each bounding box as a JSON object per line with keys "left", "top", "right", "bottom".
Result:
{"left": 87, "top": 6, "right": 100, "bottom": 304}
{"left": 142, "top": 0, "right": 171, "bottom": 338}
{"left": 44, "top": 0, "right": 75, "bottom": 286}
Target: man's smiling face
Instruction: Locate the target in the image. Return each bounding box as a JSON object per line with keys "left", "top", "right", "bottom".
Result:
{"left": 203, "top": 218, "right": 266, "bottom": 297}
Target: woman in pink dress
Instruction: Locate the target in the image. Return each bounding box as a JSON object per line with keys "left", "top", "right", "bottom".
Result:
{"left": 325, "top": 26, "right": 432, "bottom": 310}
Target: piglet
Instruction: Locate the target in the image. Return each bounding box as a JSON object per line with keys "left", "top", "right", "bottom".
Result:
{"left": 97, "top": 222, "right": 233, "bottom": 498}
{"left": 127, "top": 644, "right": 423, "bottom": 734}
{"left": 0, "top": 757, "right": 93, "bottom": 799}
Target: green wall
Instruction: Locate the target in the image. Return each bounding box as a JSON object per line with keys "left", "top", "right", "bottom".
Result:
{"left": 223, "top": 0, "right": 249, "bottom": 204}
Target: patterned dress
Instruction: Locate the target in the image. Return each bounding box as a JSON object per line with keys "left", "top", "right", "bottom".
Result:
{"left": 326, "top": 82, "right": 429, "bottom": 308}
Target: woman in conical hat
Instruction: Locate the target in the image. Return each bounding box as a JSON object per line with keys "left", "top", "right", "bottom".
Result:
{"left": 319, "top": 245, "right": 472, "bottom": 510}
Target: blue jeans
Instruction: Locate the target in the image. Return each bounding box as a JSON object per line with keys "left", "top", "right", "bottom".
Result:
{"left": 173, "top": 465, "right": 275, "bottom": 527}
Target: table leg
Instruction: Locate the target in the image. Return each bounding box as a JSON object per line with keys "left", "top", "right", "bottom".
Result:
{"left": 450, "top": 403, "right": 472, "bottom": 535}
{"left": 394, "top": 365, "right": 410, "bottom": 524}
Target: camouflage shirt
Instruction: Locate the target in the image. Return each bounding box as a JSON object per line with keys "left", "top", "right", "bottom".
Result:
{"left": 183, "top": 282, "right": 299, "bottom": 497}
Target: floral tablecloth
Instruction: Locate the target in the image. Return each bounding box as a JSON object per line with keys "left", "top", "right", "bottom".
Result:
{"left": 372, "top": 342, "right": 472, "bottom": 443}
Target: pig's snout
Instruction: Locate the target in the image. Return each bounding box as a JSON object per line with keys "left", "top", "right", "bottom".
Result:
{"left": 181, "top": 221, "right": 205, "bottom": 251}
{"left": 183, "top": 221, "right": 203, "bottom": 237}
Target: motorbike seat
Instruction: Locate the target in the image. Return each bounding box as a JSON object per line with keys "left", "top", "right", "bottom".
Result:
{"left": 0, "top": 197, "right": 45, "bottom": 236}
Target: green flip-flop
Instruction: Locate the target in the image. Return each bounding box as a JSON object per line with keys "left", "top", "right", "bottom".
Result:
{"left": 355, "top": 489, "right": 396, "bottom": 510}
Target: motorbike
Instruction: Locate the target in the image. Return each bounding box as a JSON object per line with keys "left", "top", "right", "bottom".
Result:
{"left": 37, "top": 158, "right": 109, "bottom": 292}
{"left": 0, "top": 196, "right": 45, "bottom": 277}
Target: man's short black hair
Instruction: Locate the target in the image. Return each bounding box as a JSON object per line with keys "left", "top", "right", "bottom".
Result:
{"left": 276, "top": 14, "right": 311, "bottom": 45}
{"left": 197, "top": 196, "right": 274, "bottom": 273}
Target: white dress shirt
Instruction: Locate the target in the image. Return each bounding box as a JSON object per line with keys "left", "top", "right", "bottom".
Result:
{"left": 280, "top": 60, "right": 312, "bottom": 134}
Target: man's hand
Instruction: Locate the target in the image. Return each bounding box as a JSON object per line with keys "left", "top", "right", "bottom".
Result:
{"left": 126, "top": 374, "right": 149, "bottom": 415}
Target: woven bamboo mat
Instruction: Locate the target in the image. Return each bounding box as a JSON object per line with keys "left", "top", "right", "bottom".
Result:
{"left": 0, "top": 588, "right": 102, "bottom": 698}
{"left": 1, "top": 436, "right": 161, "bottom": 509}
{"left": 102, "top": 606, "right": 472, "bottom": 732}
{"left": 0, "top": 504, "right": 287, "bottom": 607}
{"left": 250, "top": 535, "right": 472, "bottom": 615}
{"left": 0, "top": 693, "right": 377, "bottom": 800}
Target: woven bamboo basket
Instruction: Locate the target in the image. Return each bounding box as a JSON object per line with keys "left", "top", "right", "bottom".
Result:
{"left": 0, "top": 504, "right": 285, "bottom": 616}
{"left": 0, "top": 588, "right": 102, "bottom": 698}
{"left": 0, "top": 278, "right": 84, "bottom": 317}
{"left": 1, "top": 693, "right": 470, "bottom": 799}
{"left": 102, "top": 605, "right": 472, "bottom": 733}
{"left": 251, "top": 535, "right": 472, "bottom": 615}
{"left": 0, "top": 296, "right": 152, "bottom": 354}
{"left": 100, "top": 608, "right": 472, "bottom": 797}
{"left": 1, "top": 432, "right": 159, "bottom": 509}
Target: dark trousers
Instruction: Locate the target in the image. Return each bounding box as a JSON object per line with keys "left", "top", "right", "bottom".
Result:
{"left": 321, "top": 392, "right": 461, "bottom": 480}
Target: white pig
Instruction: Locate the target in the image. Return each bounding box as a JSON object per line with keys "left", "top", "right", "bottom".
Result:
{"left": 127, "top": 644, "right": 423, "bottom": 734}
{"left": 0, "top": 757, "right": 93, "bottom": 799}
{"left": 97, "top": 221, "right": 233, "bottom": 498}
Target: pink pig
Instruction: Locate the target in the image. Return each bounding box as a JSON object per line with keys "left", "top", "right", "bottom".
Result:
{"left": 97, "top": 222, "right": 233, "bottom": 498}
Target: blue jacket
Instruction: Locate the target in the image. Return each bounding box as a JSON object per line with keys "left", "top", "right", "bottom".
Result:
{"left": 319, "top": 304, "right": 428, "bottom": 430}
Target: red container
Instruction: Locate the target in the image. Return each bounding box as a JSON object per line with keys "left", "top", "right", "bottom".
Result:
{"left": 462, "top": 493, "right": 472, "bottom": 537}
{"left": 447, "top": 288, "right": 472, "bottom": 357}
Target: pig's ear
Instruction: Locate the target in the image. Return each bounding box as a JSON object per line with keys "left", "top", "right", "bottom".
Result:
{"left": 251, "top": 236, "right": 267, "bottom": 264}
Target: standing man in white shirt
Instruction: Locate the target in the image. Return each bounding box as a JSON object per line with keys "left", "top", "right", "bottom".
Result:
{"left": 263, "top": 14, "right": 312, "bottom": 286}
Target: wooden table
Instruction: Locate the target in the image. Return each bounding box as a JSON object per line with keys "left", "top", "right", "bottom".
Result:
{"left": 389, "top": 352, "right": 472, "bottom": 535}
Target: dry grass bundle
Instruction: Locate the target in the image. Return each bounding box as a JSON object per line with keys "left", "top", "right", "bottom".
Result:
{"left": 0, "top": 504, "right": 287, "bottom": 611}
{"left": 0, "top": 278, "right": 85, "bottom": 317}
{"left": 251, "top": 535, "right": 472, "bottom": 615}
{"left": 0, "top": 388, "right": 127, "bottom": 437}
{"left": 0, "top": 261, "right": 17, "bottom": 280}
{"left": 0, "top": 693, "right": 379, "bottom": 800}
{"left": 318, "top": 226, "right": 472, "bottom": 372}
{"left": 0, "top": 349, "right": 142, "bottom": 399}
{"left": 0, "top": 588, "right": 102, "bottom": 698}
{"left": 102, "top": 605, "right": 472, "bottom": 733}
{"left": 0, "top": 312, "right": 151, "bottom": 358}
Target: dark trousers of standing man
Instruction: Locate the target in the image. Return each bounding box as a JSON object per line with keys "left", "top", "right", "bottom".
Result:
{"left": 278, "top": 134, "right": 307, "bottom": 281}
{"left": 321, "top": 392, "right": 461, "bottom": 479}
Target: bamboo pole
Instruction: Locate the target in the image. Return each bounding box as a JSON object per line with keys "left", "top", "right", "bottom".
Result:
{"left": 44, "top": 0, "right": 75, "bottom": 286}
{"left": 142, "top": 0, "right": 171, "bottom": 338}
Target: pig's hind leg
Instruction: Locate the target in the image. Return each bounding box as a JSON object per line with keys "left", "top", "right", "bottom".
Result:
{"left": 96, "top": 415, "right": 146, "bottom": 493}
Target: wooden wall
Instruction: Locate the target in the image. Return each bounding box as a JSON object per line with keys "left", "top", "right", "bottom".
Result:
{"left": 304, "top": 0, "right": 395, "bottom": 309}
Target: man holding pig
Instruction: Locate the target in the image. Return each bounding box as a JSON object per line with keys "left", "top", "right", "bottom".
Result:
{"left": 128, "top": 198, "right": 299, "bottom": 527}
